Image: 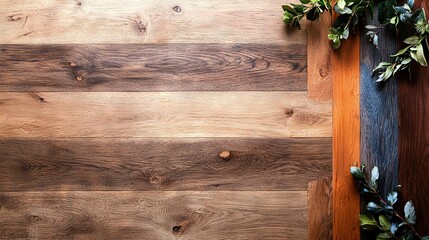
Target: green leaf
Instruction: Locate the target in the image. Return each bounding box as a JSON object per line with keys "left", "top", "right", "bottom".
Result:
{"left": 334, "top": 5, "right": 352, "bottom": 14}
{"left": 371, "top": 166, "right": 379, "bottom": 189}
{"left": 421, "top": 237, "right": 429, "bottom": 240}
{"left": 367, "top": 202, "right": 382, "bottom": 212}
{"left": 403, "top": 36, "right": 420, "bottom": 45}
{"left": 404, "top": 201, "right": 416, "bottom": 225}
{"left": 410, "top": 44, "right": 428, "bottom": 66}
{"left": 350, "top": 166, "right": 365, "bottom": 180}
{"left": 391, "top": 45, "right": 411, "bottom": 57}
{"left": 306, "top": 7, "right": 319, "bottom": 21}
{"left": 365, "top": 25, "right": 378, "bottom": 30}
{"left": 378, "top": 0, "right": 397, "bottom": 23}
{"left": 299, "top": 0, "right": 311, "bottom": 4}
{"left": 376, "top": 232, "right": 392, "bottom": 239}
{"left": 387, "top": 191, "right": 398, "bottom": 206}
{"left": 337, "top": 0, "right": 346, "bottom": 10}
{"left": 360, "top": 214, "right": 379, "bottom": 231}
{"left": 379, "top": 215, "right": 391, "bottom": 231}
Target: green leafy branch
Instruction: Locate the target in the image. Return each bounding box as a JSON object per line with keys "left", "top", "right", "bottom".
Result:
{"left": 282, "top": 0, "right": 429, "bottom": 82}
{"left": 350, "top": 165, "right": 428, "bottom": 240}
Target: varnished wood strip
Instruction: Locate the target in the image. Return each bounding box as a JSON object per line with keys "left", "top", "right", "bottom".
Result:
{"left": 0, "top": 191, "right": 307, "bottom": 239}
{"left": 0, "top": 138, "right": 331, "bottom": 191}
{"left": 0, "top": 0, "right": 305, "bottom": 44}
{"left": 0, "top": 92, "right": 332, "bottom": 138}
{"left": 332, "top": 28, "right": 360, "bottom": 239}
{"left": 306, "top": 15, "right": 332, "bottom": 101}
{"left": 0, "top": 44, "right": 306, "bottom": 92}
{"left": 308, "top": 177, "right": 332, "bottom": 240}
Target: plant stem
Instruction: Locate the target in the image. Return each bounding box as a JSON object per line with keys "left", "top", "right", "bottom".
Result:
{"left": 368, "top": 187, "right": 423, "bottom": 239}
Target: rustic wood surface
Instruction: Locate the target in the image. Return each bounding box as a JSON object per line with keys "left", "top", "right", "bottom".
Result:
{"left": 397, "top": 0, "right": 429, "bottom": 235}
{"left": 307, "top": 177, "right": 332, "bottom": 240}
{"left": 0, "top": 138, "right": 331, "bottom": 191}
{"left": 0, "top": 0, "right": 305, "bottom": 44}
{"left": 306, "top": 15, "right": 333, "bottom": 102}
{"left": 0, "top": 0, "right": 332, "bottom": 238}
{"left": 0, "top": 92, "right": 332, "bottom": 138}
{"left": 0, "top": 44, "right": 306, "bottom": 92}
{"left": 360, "top": 13, "right": 398, "bottom": 198}
{"left": 0, "top": 191, "right": 307, "bottom": 240}
{"left": 332, "top": 29, "right": 361, "bottom": 239}
{"left": 398, "top": 65, "right": 429, "bottom": 235}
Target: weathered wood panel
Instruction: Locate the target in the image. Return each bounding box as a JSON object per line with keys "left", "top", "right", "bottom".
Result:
{"left": 0, "top": 44, "right": 306, "bottom": 92}
{"left": 360, "top": 17, "right": 398, "bottom": 198}
{"left": 0, "top": 191, "right": 307, "bottom": 240}
{"left": 0, "top": 138, "right": 331, "bottom": 191}
{"left": 398, "top": 65, "right": 429, "bottom": 235}
{"left": 0, "top": 0, "right": 305, "bottom": 44}
{"left": 397, "top": 1, "right": 429, "bottom": 235}
{"left": 332, "top": 30, "right": 360, "bottom": 239}
{"left": 0, "top": 92, "right": 332, "bottom": 138}
{"left": 306, "top": 15, "right": 332, "bottom": 102}
{"left": 308, "top": 177, "right": 332, "bottom": 240}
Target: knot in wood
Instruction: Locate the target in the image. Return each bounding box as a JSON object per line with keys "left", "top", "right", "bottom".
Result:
{"left": 284, "top": 108, "right": 294, "bottom": 117}
{"left": 173, "top": 6, "right": 182, "bottom": 12}
{"left": 319, "top": 67, "right": 328, "bottom": 77}
{"left": 219, "top": 150, "right": 231, "bottom": 160}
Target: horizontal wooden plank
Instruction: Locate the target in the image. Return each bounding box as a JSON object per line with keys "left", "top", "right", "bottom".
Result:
{"left": 0, "top": 0, "right": 305, "bottom": 44}
{"left": 0, "top": 92, "right": 332, "bottom": 138}
{"left": 0, "top": 191, "right": 307, "bottom": 239}
{"left": 0, "top": 44, "right": 306, "bottom": 92}
{"left": 0, "top": 138, "right": 331, "bottom": 191}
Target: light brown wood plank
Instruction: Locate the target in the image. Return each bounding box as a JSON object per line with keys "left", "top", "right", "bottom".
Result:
{"left": 332, "top": 26, "right": 360, "bottom": 239}
{"left": 0, "top": 92, "right": 332, "bottom": 138}
{"left": 308, "top": 177, "right": 332, "bottom": 240}
{"left": 0, "top": 44, "right": 306, "bottom": 92}
{"left": 0, "top": 0, "right": 305, "bottom": 44}
{"left": 306, "top": 16, "right": 332, "bottom": 101}
{"left": 0, "top": 191, "right": 307, "bottom": 239}
{"left": 0, "top": 138, "right": 331, "bottom": 191}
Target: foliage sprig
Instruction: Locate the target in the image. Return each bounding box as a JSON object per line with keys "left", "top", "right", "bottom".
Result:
{"left": 350, "top": 165, "right": 429, "bottom": 240}
{"left": 282, "top": 0, "right": 429, "bottom": 82}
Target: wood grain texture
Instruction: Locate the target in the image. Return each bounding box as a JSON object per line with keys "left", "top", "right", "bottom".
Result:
{"left": 0, "top": 92, "right": 332, "bottom": 138}
{"left": 0, "top": 191, "right": 307, "bottom": 240}
{"left": 306, "top": 15, "right": 332, "bottom": 102}
{"left": 308, "top": 177, "right": 332, "bottom": 240}
{"left": 360, "top": 18, "right": 398, "bottom": 198}
{"left": 0, "top": 138, "right": 331, "bottom": 191}
{"left": 398, "top": 64, "right": 429, "bottom": 235}
{"left": 0, "top": 0, "right": 305, "bottom": 44}
{"left": 332, "top": 29, "right": 360, "bottom": 240}
{"left": 0, "top": 44, "right": 306, "bottom": 92}
{"left": 397, "top": 1, "right": 429, "bottom": 235}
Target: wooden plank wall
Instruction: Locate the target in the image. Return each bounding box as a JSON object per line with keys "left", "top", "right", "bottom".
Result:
{"left": 0, "top": 1, "right": 332, "bottom": 239}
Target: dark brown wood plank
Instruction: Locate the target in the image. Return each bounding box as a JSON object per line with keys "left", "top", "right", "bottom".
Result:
{"left": 307, "top": 177, "right": 332, "bottom": 240}
{"left": 0, "top": 138, "right": 331, "bottom": 191}
{"left": 0, "top": 44, "right": 306, "bottom": 91}
{"left": 398, "top": 64, "right": 429, "bottom": 235}
{"left": 0, "top": 191, "right": 307, "bottom": 239}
